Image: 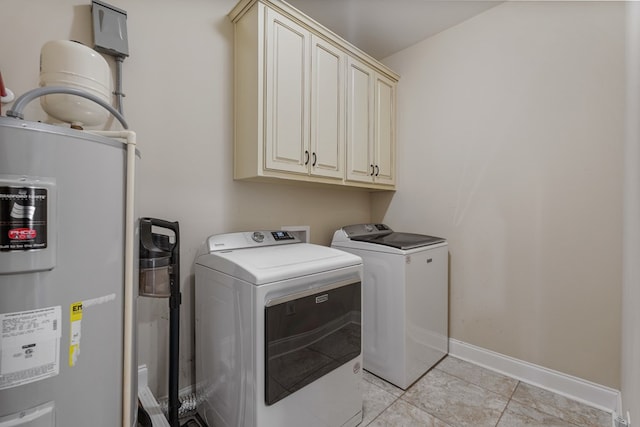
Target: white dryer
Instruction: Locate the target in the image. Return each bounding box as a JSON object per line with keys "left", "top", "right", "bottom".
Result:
{"left": 195, "top": 230, "right": 363, "bottom": 427}
{"left": 332, "top": 224, "right": 448, "bottom": 390}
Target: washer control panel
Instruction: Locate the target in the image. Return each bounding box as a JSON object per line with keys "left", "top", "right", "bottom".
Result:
{"left": 342, "top": 223, "right": 393, "bottom": 238}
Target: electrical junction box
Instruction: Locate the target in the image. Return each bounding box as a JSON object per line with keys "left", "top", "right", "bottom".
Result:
{"left": 92, "top": 0, "right": 129, "bottom": 57}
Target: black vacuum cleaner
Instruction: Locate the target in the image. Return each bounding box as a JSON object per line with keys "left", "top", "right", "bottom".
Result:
{"left": 139, "top": 217, "right": 182, "bottom": 427}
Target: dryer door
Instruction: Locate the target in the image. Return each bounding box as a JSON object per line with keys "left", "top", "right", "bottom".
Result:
{"left": 264, "top": 280, "right": 361, "bottom": 405}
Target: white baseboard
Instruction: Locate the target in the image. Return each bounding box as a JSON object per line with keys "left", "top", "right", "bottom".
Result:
{"left": 448, "top": 338, "right": 621, "bottom": 414}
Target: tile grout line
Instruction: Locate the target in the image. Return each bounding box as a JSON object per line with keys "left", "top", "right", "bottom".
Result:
{"left": 504, "top": 382, "right": 598, "bottom": 427}
{"left": 363, "top": 392, "right": 400, "bottom": 427}
{"left": 366, "top": 358, "right": 610, "bottom": 427}
{"left": 434, "top": 360, "right": 598, "bottom": 426}
{"left": 429, "top": 364, "right": 516, "bottom": 427}
{"left": 362, "top": 374, "right": 406, "bottom": 399}
{"left": 361, "top": 374, "right": 404, "bottom": 426}
{"left": 432, "top": 366, "right": 514, "bottom": 401}
{"left": 493, "top": 379, "right": 520, "bottom": 427}
{"left": 363, "top": 395, "right": 399, "bottom": 427}
{"left": 397, "top": 395, "right": 455, "bottom": 427}
{"left": 402, "top": 367, "right": 505, "bottom": 427}
{"left": 363, "top": 370, "right": 457, "bottom": 427}
{"left": 433, "top": 363, "right": 518, "bottom": 399}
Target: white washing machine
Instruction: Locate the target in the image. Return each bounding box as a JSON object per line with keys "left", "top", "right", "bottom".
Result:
{"left": 332, "top": 224, "right": 448, "bottom": 390}
{"left": 195, "top": 230, "right": 363, "bottom": 427}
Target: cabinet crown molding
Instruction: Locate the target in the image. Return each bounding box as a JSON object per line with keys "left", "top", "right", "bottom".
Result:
{"left": 228, "top": 0, "right": 400, "bottom": 82}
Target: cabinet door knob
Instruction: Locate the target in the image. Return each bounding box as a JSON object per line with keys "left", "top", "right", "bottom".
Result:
{"left": 312, "top": 152, "right": 317, "bottom": 167}
{"left": 304, "top": 150, "right": 310, "bottom": 165}
{"left": 370, "top": 164, "right": 375, "bottom": 176}
{"left": 375, "top": 165, "right": 380, "bottom": 176}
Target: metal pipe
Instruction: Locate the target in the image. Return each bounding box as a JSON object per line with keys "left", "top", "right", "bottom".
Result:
{"left": 89, "top": 130, "right": 137, "bottom": 427}
{"left": 6, "top": 86, "right": 128, "bottom": 129}
{"left": 115, "top": 56, "right": 125, "bottom": 115}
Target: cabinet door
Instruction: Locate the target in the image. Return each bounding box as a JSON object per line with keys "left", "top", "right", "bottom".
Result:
{"left": 346, "top": 57, "right": 374, "bottom": 183}
{"left": 310, "top": 35, "right": 344, "bottom": 179}
{"left": 374, "top": 73, "right": 396, "bottom": 186}
{"left": 264, "top": 8, "right": 310, "bottom": 174}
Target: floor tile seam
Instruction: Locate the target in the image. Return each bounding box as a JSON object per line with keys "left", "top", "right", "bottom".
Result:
{"left": 509, "top": 377, "right": 613, "bottom": 421}
{"left": 494, "top": 395, "right": 582, "bottom": 427}
{"left": 433, "top": 366, "right": 517, "bottom": 399}
{"left": 508, "top": 389, "right": 589, "bottom": 427}
{"left": 363, "top": 377, "right": 405, "bottom": 399}
{"left": 493, "top": 381, "right": 518, "bottom": 427}
{"left": 363, "top": 394, "right": 401, "bottom": 427}
{"left": 378, "top": 386, "right": 402, "bottom": 401}
{"left": 437, "top": 357, "right": 516, "bottom": 383}
{"left": 433, "top": 366, "right": 480, "bottom": 389}
{"left": 427, "top": 368, "right": 512, "bottom": 426}
{"left": 362, "top": 376, "right": 406, "bottom": 398}
{"left": 506, "top": 378, "right": 519, "bottom": 400}
{"left": 361, "top": 375, "right": 380, "bottom": 387}
{"left": 433, "top": 367, "right": 512, "bottom": 403}
{"left": 397, "top": 394, "right": 454, "bottom": 427}
{"left": 508, "top": 392, "right": 557, "bottom": 421}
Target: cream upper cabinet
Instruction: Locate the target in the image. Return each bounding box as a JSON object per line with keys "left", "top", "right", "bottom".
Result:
{"left": 346, "top": 57, "right": 396, "bottom": 186}
{"left": 265, "top": 11, "right": 344, "bottom": 179}
{"left": 230, "top": 0, "right": 397, "bottom": 190}
{"left": 373, "top": 73, "right": 396, "bottom": 186}
{"left": 346, "top": 57, "right": 374, "bottom": 183}
{"left": 264, "top": 7, "right": 310, "bottom": 175}
{"left": 310, "top": 35, "right": 344, "bottom": 179}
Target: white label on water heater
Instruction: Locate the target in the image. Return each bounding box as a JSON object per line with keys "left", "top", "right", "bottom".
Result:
{"left": 0, "top": 306, "right": 61, "bottom": 390}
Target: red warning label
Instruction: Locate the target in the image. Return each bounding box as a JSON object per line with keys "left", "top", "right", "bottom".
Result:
{"left": 8, "top": 228, "right": 37, "bottom": 240}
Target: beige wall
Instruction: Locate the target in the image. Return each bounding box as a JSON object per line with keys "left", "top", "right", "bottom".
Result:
{"left": 623, "top": 2, "right": 640, "bottom": 420}
{"left": 2, "top": 0, "right": 630, "bottom": 402}
{"left": 0, "top": 0, "right": 371, "bottom": 396}
{"left": 376, "top": 1, "right": 624, "bottom": 388}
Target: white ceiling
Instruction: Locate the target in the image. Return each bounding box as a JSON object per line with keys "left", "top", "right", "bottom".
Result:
{"left": 286, "top": 0, "right": 502, "bottom": 59}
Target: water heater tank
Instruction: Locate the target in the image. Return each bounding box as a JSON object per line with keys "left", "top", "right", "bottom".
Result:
{"left": 39, "top": 40, "right": 112, "bottom": 127}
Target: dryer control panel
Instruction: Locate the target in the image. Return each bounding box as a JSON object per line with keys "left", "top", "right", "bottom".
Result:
{"left": 205, "top": 230, "right": 300, "bottom": 252}
{"left": 271, "top": 231, "right": 295, "bottom": 241}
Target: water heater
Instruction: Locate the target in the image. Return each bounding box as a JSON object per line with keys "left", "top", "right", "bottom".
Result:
{"left": 0, "top": 117, "right": 136, "bottom": 427}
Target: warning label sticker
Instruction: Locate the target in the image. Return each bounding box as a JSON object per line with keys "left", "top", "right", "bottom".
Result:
{"left": 0, "top": 186, "right": 48, "bottom": 251}
{"left": 69, "top": 302, "right": 82, "bottom": 367}
{"left": 0, "top": 306, "right": 61, "bottom": 390}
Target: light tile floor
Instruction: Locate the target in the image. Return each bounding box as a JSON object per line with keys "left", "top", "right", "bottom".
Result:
{"left": 361, "top": 356, "right": 612, "bottom": 427}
